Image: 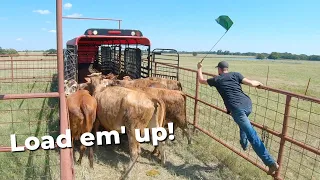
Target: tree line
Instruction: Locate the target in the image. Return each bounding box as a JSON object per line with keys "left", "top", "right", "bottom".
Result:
{"left": 185, "top": 50, "right": 320, "bottom": 61}
{"left": 0, "top": 47, "right": 19, "bottom": 55}
{"left": 1, "top": 47, "right": 319, "bottom": 61}
{"left": 0, "top": 47, "right": 57, "bottom": 56}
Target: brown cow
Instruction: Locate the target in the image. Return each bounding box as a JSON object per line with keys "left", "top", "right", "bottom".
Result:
{"left": 125, "top": 86, "right": 192, "bottom": 155}
{"left": 64, "top": 80, "right": 98, "bottom": 168}
{"left": 108, "top": 78, "right": 169, "bottom": 90}
{"left": 84, "top": 73, "right": 167, "bottom": 179}
{"left": 147, "top": 77, "right": 183, "bottom": 91}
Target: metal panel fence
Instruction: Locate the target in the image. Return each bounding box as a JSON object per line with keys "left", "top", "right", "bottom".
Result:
{"left": 0, "top": 54, "right": 73, "bottom": 179}
{"left": 150, "top": 61, "right": 320, "bottom": 180}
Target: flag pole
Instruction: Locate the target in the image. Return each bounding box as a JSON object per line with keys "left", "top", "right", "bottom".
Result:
{"left": 200, "top": 30, "right": 228, "bottom": 63}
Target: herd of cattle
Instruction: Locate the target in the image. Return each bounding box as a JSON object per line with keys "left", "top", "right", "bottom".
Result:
{"left": 63, "top": 72, "right": 192, "bottom": 179}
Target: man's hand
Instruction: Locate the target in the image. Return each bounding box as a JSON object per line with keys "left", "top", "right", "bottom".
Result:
{"left": 242, "top": 78, "right": 263, "bottom": 87}
{"left": 197, "top": 62, "right": 202, "bottom": 69}
{"left": 251, "top": 80, "right": 263, "bottom": 87}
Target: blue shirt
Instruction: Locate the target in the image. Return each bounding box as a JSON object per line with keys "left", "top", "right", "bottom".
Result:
{"left": 207, "top": 72, "right": 252, "bottom": 113}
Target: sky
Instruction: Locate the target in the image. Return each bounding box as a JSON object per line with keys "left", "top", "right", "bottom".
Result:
{"left": 0, "top": 0, "right": 319, "bottom": 55}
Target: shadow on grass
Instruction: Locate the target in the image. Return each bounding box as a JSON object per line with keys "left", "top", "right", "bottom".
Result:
{"left": 23, "top": 73, "right": 60, "bottom": 180}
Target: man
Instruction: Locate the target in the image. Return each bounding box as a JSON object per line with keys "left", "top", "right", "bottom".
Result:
{"left": 197, "top": 60, "right": 279, "bottom": 175}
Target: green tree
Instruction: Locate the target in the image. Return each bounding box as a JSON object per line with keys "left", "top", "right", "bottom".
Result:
{"left": 0, "top": 47, "right": 5, "bottom": 54}
{"left": 192, "top": 52, "right": 198, "bottom": 56}
{"left": 6, "top": 48, "right": 19, "bottom": 56}
{"left": 268, "top": 52, "right": 280, "bottom": 60}
{"left": 256, "top": 53, "right": 265, "bottom": 59}
{"left": 46, "top": 49, "right": 57, "bottom": 54}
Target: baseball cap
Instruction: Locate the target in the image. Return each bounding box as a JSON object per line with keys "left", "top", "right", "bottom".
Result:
{"left": 215, "top": 61, "right": 229, "bottom": 69}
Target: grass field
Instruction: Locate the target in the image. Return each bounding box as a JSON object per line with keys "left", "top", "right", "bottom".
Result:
{"left": 0, "top": 53, "right": 319, "bottom": 180}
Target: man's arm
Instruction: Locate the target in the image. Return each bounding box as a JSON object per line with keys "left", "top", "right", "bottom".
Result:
{"left": 197, "top": 62, "right": 208, "bottom": 85}
{"left": 241, "top": 77, "right": 263, "bottom": 87}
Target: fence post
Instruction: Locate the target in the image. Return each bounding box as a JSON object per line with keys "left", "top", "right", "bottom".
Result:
{"left": 193, "top": 71, "right": 200, "bottom": 133}
{"left": 57, "top": 0, "right": 74, "bottom": 179}
{"left": 10, "top": 56, "right": 13, "bottom": 82}
{"left": 154, "top": 62, "right": 157, "bottom": 77}
{"left": 274, "top": 95, "right": 291, "bottom": 180}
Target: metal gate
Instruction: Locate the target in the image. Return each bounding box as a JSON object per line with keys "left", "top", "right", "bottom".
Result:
{"left": 64, "top": 45, "right": 77, "bottom": 81}
{"left": 124, "top": 48, "right": 142, "bottom": 79}
{"left": 150, "top": 48, "right": 179, "bottom": 80}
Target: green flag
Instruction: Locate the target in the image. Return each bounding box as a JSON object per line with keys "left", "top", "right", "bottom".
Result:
{"left": 215, "top": 15, "right": 233, "bottom": 31}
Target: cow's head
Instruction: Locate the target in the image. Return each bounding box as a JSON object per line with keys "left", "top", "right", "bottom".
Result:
{"left": 64, "top": 79, "right": 78, "bottom": 96}
{"left": 104, "top": 73, "right": 117, "bottom": 80}
{"left": 122, "top": 76, "right": 132, "bottom": 81}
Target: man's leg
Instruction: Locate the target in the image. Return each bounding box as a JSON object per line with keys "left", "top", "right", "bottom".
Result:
{"left": 231, "top": 108, "right": 278, "bottom": 174}
{"left": 239, "top": 128, "right": 249, "bottom": 151}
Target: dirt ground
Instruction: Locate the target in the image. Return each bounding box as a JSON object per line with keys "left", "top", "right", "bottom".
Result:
{"left": 72, "top": 130, "right": 240, "bottom": 180}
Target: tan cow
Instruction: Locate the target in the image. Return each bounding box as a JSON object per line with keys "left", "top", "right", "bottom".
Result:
{"left": 147, "top": 77, "right": 183, "bottom": 91}
{"left": 84, "top": 73, "right": 167, "bottom": 179}
{"left": 64, "top": 80, "right": 98, "bottom": 168}
{"left": 125, "top": 86, "right": 192, "bottom": 155}
{"left": 109, "top": 78, "right": 170, "bottom": 90}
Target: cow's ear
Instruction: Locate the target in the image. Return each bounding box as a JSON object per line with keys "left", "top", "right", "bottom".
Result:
{"left": 84, "top": 77, "right": 91, "bottom": 83}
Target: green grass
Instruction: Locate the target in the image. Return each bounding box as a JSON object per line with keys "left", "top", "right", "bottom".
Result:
{"left": 0, "top": 54, "right": 60, "bottom": 179}
{"left": 1, "top": 54, "right": 319, "bottom": 180}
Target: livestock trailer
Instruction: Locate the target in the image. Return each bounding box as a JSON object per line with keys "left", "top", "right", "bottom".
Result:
{"left": 64, "top": 28, "right": 180, "bottom": 83}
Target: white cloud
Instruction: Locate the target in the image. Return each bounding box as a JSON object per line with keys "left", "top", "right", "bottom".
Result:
{"left": 41, "top": 28, "right": 47, "bottom": 31}
{"left": 63, "top": 3, "right": 72, "bottom": 10}
{"left": 65, "top": 13, "right": 82, "bottom": 18}
{"left": 48, "top": 30, "right": 56, "bottom": 33}
{"left": 33, "top": 10, "right": 51, "bottom": 15}
{"left": 16, "top": 38, "right": 23, "bottom": 41}
{"left": 45, "top": 21, "right": 51, "bottom": 23}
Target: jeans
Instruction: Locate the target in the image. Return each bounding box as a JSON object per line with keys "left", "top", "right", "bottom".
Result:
{"left": 230, "top": 105, "right": 276, "bottom": 167}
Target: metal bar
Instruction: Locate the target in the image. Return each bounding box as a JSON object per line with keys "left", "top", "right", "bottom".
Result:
{"left": 10, "top": 56, "right": 13, "bottom": 82}
{"left": 275, "top": 95, "right": 291, "bottom": 180}
{"left": 0, "top": 92, "right": 59, "bottom": 100}
{"left": 0, "top": 76, "right": 55, "bottom": 80}
{"left": 62, "top": 16, "right": 122, "bottom": 29}
{"left": 185, "top": 94, "right": 282, "bottom": 138}
{"left": 0, "top": 54, "right": 57, "bottom": 57}
{"left": 0, "top": 67, "right": 57, "bottom": 70}
{"left": 284, "top": 136, "right": 320, "bottom": 155}
{"left": 57, "top": 0, "right": 74, "bottom": 179}
{"left": 192, "top": 124, "right": 281, "bottom": 179}
{"left": 0, "top": 59, "right": 57, "bottom": 62}
{"left": 193, "top": 72, "right": 200, "bottom": 132}
{"left": 0, "top": 143, "right": 60, "bottom": 152}
{"left": 0, "top": 80, "right": 54, "bottom": 83}
{"left": 62, "top": 16, "right": 122, "bottom": 21}
{"left": 0, "top": 146, "right": 27, "bottom": 152}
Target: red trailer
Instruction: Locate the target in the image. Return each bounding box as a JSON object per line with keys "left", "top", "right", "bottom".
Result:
{"left": 64, "top": 28, "right": 180, "bottom": 83}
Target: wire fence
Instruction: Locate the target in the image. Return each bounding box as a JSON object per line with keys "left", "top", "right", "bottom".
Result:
{"left": 151, "top": 61, "right": 320, "bottom": 180}
{"left": 1, "top": 54, "right": 319, "bottom": 180}
{"left": 0, "top": 54, "right": 64, "bottom": 179}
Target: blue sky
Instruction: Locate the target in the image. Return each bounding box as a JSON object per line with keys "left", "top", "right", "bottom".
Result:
{"left": 0, "top": 0, "right": 319, "bottom": 55}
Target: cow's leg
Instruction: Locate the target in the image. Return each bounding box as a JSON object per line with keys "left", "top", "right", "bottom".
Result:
{"left": 92, "top": 119, "right": 100, "bottom": 151}
{"left": 120, "top": 125, "right": 140, "bottom": 180}
{"left": 180, "top": 121, "right": 192, "bottom": 145}
{"left": 72, "top": 138, "right": 76, "bottom": 163}
{"left": 77, "top": 144, "right": 86, "bottom": 165}
{"left": 157, "top": 134, "right": 166, "bottom": 166}
{"left": 88, "top": 146, "right": 94, "bottom": 168}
